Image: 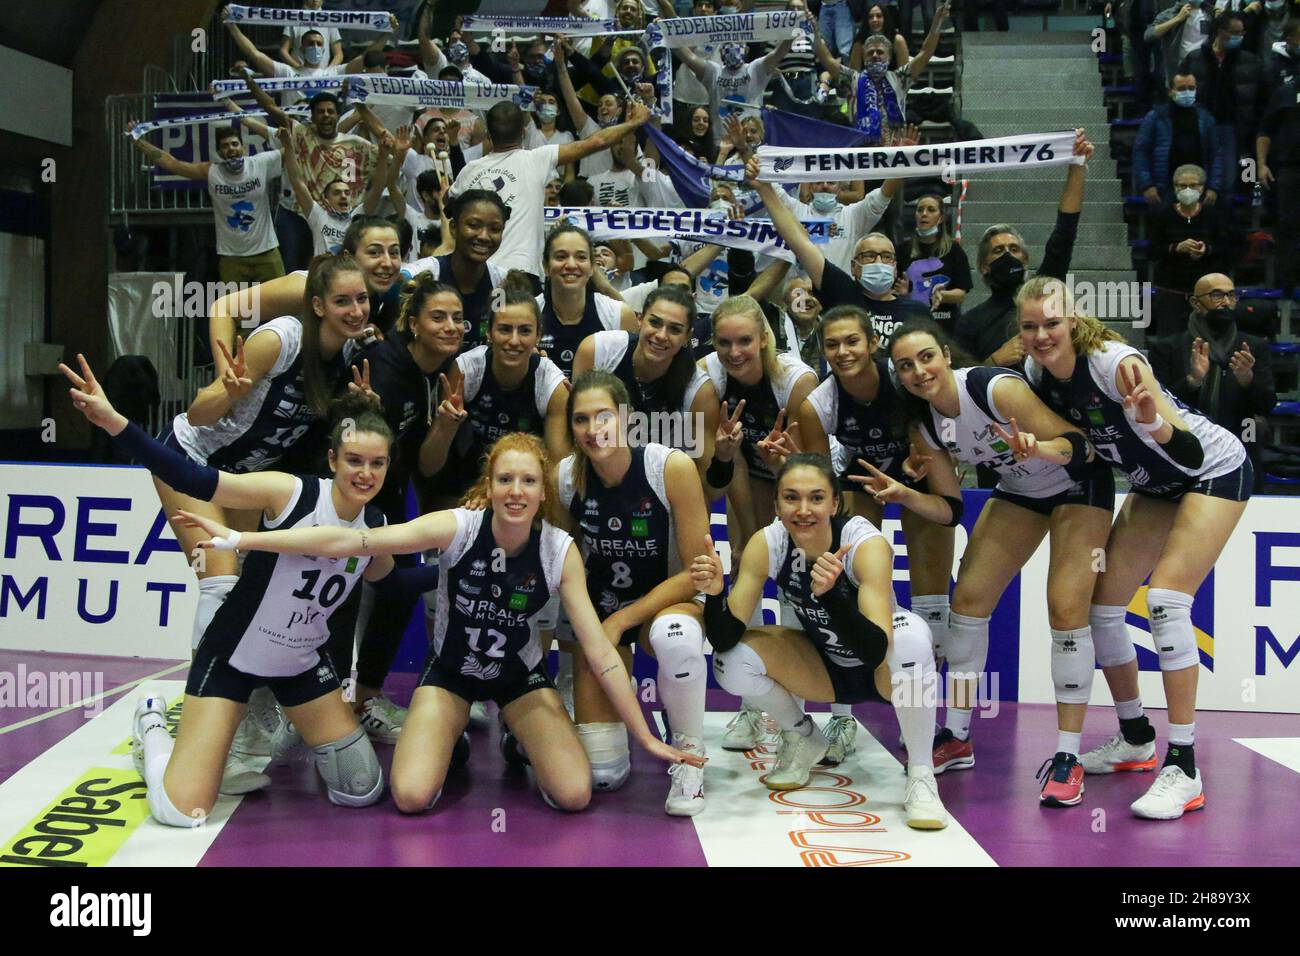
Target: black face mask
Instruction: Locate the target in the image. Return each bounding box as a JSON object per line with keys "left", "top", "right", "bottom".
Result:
{"left": 987, "top": 252, "right": 1026, "bottom": 293}
{"left": 1205, "top": 305, "right": 1235, "bottom": 332}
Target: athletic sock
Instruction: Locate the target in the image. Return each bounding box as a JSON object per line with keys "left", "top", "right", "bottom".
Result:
{"left": 1168, "top": 721, "right": 1195, "bottom": 746}
{"left": 1115, "top": 697, "right": 1145, "bottom": 721}
{"left": 1119, "top": 714, "right": 1156, "bottom": 745}
{"left": 1163, "top": 741, "right": 1196, "bottom": 777}
{"left": 141, "top": 720, "right": 173, "bottom": 791}
{"left": 829, "top": 702, "right": 853, "bottom": 718}
{"left": 1056, "top": 731, "right": 1082, "bottom": 758}
{"left": 945, "top": 707, "right": 973, "bottom": 741}
{"left": 748, "top": 683, "right": 810, "bottom": 735}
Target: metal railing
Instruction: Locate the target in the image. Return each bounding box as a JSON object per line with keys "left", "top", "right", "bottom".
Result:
{"left": 106, "top": 93, "right": 213, "bottom": 222}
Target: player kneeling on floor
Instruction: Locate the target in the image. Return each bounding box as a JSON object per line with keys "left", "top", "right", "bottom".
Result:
{"left": 61, "top": 357, "right": 417, "bottom": 824}
{"left": 692, "top": 453, "right": 949, "bottom": 830}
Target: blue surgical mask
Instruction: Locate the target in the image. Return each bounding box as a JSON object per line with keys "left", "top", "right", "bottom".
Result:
{"left": 223, "top": 157, "right": 245, "bottom": 173}
{"left": 1224, "top": 35, "right": 1244, "bottom": 50}
{"left": 916, "top": 224, "right": 940, "bottom": 238}
{"left": 719, "top": 5, "right": 739, "bottom": 13}
{"left": 303, "top": 46, "right": 324, "bottom": 66}
{"left": 1173, "top": 89, "right": 1197, "bottom": 107}
{"left": 1267, "top": 0, "right": 1286, "bottom": 8}
{"left": 538, "top": 104, "right": 558, "bottom": 123}
{"left": 858, "top": 262, "right": 895, "bottom": 294}
{"left": 525, "top": 61, "right": 547, "bottom": 79}
{"left": 811, "top": 191, "right": 838, "bottom": 213}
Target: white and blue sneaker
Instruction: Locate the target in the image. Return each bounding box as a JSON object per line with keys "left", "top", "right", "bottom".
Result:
{"left": 131, "top": 696, "right": 168, "bottom": 779}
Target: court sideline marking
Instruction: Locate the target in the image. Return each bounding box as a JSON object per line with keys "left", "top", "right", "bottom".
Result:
{"left": 0, "top": 661, "right": 189, "bottom": 735}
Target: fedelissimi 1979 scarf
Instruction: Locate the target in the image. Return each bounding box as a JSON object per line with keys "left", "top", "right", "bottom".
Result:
{"left": 854, "top": 70, "right": 905, "bottom": 144}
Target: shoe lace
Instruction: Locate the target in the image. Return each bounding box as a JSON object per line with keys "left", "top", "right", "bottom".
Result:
{"left": 1147, "top": 765, "right": 1183, "bottom": 795}
{"left": 1035, "top": 753, "right": 1077, "bottom": 784}
{"left": 367, "top": 695, "right": 404, "bottom": 724}
{"left": 726, "top": 707, "right": 762, "bottom": 733}
{"left": 827, "top": 716, "right": 854, "bottom": 744}
{"left": 773, "top": 732, "right": 799, "bottom": 772}
{"left": 906, "top": 771, "right": 938, "bottom": 805}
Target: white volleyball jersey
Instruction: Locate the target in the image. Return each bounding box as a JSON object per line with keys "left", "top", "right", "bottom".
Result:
{"left": 916, "top": 366, "right": 1077, "bottom": 498}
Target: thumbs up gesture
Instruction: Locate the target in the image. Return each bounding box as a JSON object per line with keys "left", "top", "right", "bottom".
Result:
{"left": 811, "top": 541, "right": 853, "bottom": 597}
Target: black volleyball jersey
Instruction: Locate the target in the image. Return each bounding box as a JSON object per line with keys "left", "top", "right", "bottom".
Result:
{"left": 1024, "top": 341, "right": 1245, "bottom": 496}
{"left": 429, "top": 508, "right": 573, "bottom": 684}
{"left": 589, "top": 330, "right": 711, "bottom": 419}
{"left": 703, "top": 350, "right": 816, "bottom": 482}
{"left": 558, "top": 443, "right": 677, "bottom": 618}
{"left": 806, "top": 356, "right": 912, "bottom": 482}
{"left": 537, "top": 290, "right": 624, "bottom": 380}
{"left": 403, "top": 254, "right": 507, "bottom": 352}
{"left": 764, "top": 514, "right": 891, "bottom": 672}
{"left": 201, "top": 476, "right": 384, "bottom": 677}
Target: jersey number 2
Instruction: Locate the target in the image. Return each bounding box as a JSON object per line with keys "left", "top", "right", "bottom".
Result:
{"left": 466, "top": 627, "right": 507, "bottom": 658}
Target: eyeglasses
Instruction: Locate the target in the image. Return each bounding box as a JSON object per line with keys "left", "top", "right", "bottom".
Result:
{"left": 1198, "top": 289, "right": 1238, "bottom": 305}
{"left": 854, "top": 251, "right": 896, "bottom": 264}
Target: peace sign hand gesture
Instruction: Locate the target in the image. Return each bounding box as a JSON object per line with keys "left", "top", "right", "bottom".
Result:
{"left": 348, "top": 358, "right": 381, "bottom": 407}
{"left": 690, "top": 534, "right": 726, "bottom": 596}
{"left": 901, "top": 443, "right": 932, "bottom": 481}
{"left": 216, "top": 336, "right": 254, "bottom": 402}
{"left": 757, "top": 407, "right": 801, "bottom": 471}
{"left": 435, "top": 373, "right": 468, "bottom": 428}
{"left": 715, "top": 399, "right": 746, "bottom": 463}
{"left": 848, "top": 458, "right": 908, "bottom": 505}
{"left": 811, "top": 542, "right": 852, "bottom": 598}
{"left": 1117, "top": 362, "right": 1158, "bottom": 426}
{"left": 59, "top": 353, "right": 128, "bottom": 434}
{"left": 991, "top": 417, "right": 1038, "bottom": 462}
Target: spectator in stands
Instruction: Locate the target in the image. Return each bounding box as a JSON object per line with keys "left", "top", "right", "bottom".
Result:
{"left": 127, "top": 122, "right": 285, "bottom": 284}
{"left": 1180, "top": 11, "right": 1267, "bottom": 169}
{"left": 669, "top": 0, "right": 720, "bottom": 120}
{"left": 224, "top": 8, "right": 391, "bottom": 86}
{"left": 1260, "top": 4, "right": 1298, "bottom": 57}
{"left": 849, "top": 3, "right": 911, "bottom": 72}
{"left": 680, "top": 106, "right": 719, "bottom": 163}
{"left": 240, "top": 82, "right": 379, "bottom": 272}
{"left": 417, "top": 13, "right": 494, "bottom": 88}
{"left": 1147, "top": 1, "right": 1217, "bottom": 85}
{"left": 278, "top": 0, "right": 343, "bottom": 68}
{"left": 899, "top": 0, "right": 940, "bottom": 42}
{"left": 1109, "top": 2, "right": 1164, "bottom": 110}
{"left": 820, "top": 0, "right": 857, "bottom": 59}
{"left": 1133, "top": 73, "right": 1226, "bottom": 205}
{"left": 1147, "top": 163, "right": 1232, "bottom": 336}
{"left": 816, "top": 4, "right": 949, "bottom": 145}
{"left": 896, "top": 192, "right": 973, "bottom": 333}
{"left": 955, "top": 130, "right": 1093, "bottom": 369}
{"left": 282, "top": 128, "right": 400, "bottom": 257}
{"left": 675, "top": 19, "right": 799, "bottom": 140}
{"left": 769, "top": 0, "right": 824, "bottom": 119}
{"left": 1257, "top": 75, "right": 1300, "bottom": 295}
{"left": 1264, "top": 17, "right": 1300, "bottom": 88}
{"left": 1148, "top": 273, "right": 1276, "bottom": 487}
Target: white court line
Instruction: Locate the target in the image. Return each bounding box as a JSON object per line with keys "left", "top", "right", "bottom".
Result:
{"left": 658, "top": 712, "right": 997, "bottom": 867}
{"left": 0, "top": 662, "right": 189, "bottom": 735}
{"left": 0, "top": 680, "right": 258, "bottom": 867}
{"left": 1233, "top": 738, "right": 1300, "bottom": 775}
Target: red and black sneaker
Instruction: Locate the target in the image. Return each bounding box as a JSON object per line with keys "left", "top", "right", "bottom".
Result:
{"left": 932, "top": 728, "right": 975, "bottom": 774}
{"left": 1037, "top": 752, "right": 1085, "bottom": 807}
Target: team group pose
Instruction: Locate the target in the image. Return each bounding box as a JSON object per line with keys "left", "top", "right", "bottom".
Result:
{"left": 97, "top": 1, "right": 1266, "bottom": 839}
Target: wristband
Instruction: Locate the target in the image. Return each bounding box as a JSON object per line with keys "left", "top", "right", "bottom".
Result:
{"left": 211, "top": 530, "right": 241, "bottom": 552}
{"left": 706, "top": 455, "right": 735, "bottom": 488}
{"left": 1135, "top": 413, "right": 1165, "bottom": 434}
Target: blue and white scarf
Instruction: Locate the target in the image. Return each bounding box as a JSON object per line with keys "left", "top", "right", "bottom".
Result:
{"left": 854, "top": 71, "right": 905, "bottom": 145}
{"left": 225, "top": 5, "right": 393, "bottom": 33}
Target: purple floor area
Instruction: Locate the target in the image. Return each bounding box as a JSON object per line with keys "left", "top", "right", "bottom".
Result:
{"left": 4, "top": 653, "right": 1299, "bottom": 867}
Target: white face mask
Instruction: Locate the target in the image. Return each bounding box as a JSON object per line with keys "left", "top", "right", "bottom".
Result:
{"left": 811, "top": 191, "right": 838, "bottom": 213}
{"left": 916, "top": 224, "right": 940, "bottom": 238}
{"left": 1176, "top": 186, "right": 1202, "bottom": 206}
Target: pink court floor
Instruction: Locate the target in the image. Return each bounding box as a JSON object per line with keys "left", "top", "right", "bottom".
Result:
{"left": 2, "top": 650, "right": 1298, "bottom": 868}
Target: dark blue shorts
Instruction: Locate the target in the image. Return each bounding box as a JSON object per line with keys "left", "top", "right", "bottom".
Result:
{"left": 992, "top": 468, "right": 1116, "bottom": 518}
{"left": 418, "top": 653, "right": 554, "bottom": 707}
{"left": 186, "top": 639, "right": 343, "bottom": 708}
{"left": 1130, "top": 458, "right": 1254, "bottom": 504}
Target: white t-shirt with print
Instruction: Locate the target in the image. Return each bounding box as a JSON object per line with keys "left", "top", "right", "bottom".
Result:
{"left": 207, "top": 149, "right": 283, "bottom": 257}
{"left": 307, "top": 202, "right": 358, "bottom": 255}
{"left": 448, "top": 143, "right": 562, "bottom": 276}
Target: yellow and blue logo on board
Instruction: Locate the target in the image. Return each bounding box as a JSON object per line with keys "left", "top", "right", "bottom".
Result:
{"left": 1125, "top": 574, "right": 1215, "bottom": 671}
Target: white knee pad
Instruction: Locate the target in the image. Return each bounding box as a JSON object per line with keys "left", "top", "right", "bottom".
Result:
{"left": 193, "top": 575, "right": 237, "bottom": 651}
{"left": 712, "top": 641, "right": 774, "bottom": 699}
{"left": 648, "top": 614, "right": 705, "bottom": 684}
{"left": 1051, "top": 626, "right": 1096, "bottom": 705}
{"left": 313, "top": 726, "right": 384, "bottom": 807}
{"left": 946, "top": 612, "right": 990, "bottom": 681}
{"left": 577, "top": 722, "right": 630, "bottom": 791}
{"left": 1089, "top": 604, "right": 1136, "bottom": 668}
{"left": 911, "top": 594, "right": 951, "bottom": 660}
{"left": 147, "top": 784, "right": 206, "bottom": 829}
{"left": 888, "top": 611, "right": 938, "bottom": 686}
{"left": 1147, "top": 588, "right": 1198, "bottom": 672}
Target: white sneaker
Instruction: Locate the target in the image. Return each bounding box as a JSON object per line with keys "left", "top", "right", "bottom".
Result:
{"left": 270, "top": 712, "right": 309, "bottom": 766}
{"left": 131, "top": 696, "right": 168, "bottom": 779}
{"left": 1131, "top": 765, "right": 1205, "bottom": 820}
{"left": 220, "top": 751, "right": 271, "bottom": 795}
{"left": 763, "top": 728, "right": 830, "bottom": 791}
{"left": 469, "top": 700, "right": 491, "bottom": 728}
{"left": 231, "top": 687, "right": 278, "bottom": 757}
{"left": 722, "top": 705, "right": 765, "bottom": 751}
{"left": 904, "top": 767, "right": 949, "bottom": 830}
{"left": 665, "top": 734, "right": 706, "bottom": 817}
{"left": 820, "top": 715, "right": 858, "bottom": 766}
{"left": 358, "top": 693, "right": 406, "bottom": 745}
{"left": 1080, "top": 733, "right": 1158, "bottom": 775}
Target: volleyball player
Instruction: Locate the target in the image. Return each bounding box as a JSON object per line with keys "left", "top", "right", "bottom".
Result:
{"left": 62, "top": 358, "right": 416, "bottom": 826}
{"left": 690, "top": 454, "right": 948, "bottom": 829}
{"left": 797, "top": 306, "right": 956, "bottom": 766}
{"left": 187, "top": 431, "right": 705, "bottom": 813}
{"left": 555, "top": 372, "right": 714, "bottom": 814}
{"left": 1017, "top": 276, "right": 1251, "bottom": 819}
{"left": 880, "top": 318, "right": 1114, "bottom": 806}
